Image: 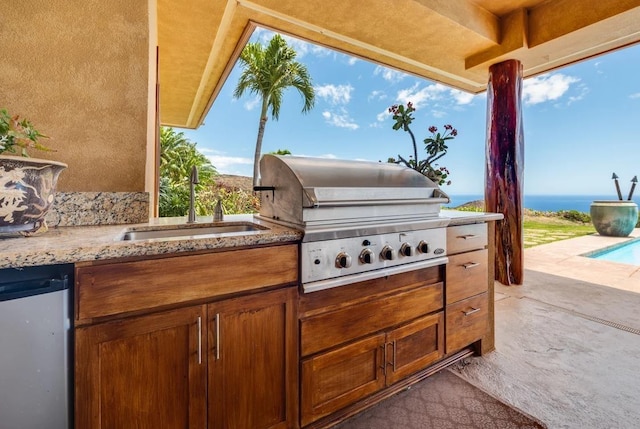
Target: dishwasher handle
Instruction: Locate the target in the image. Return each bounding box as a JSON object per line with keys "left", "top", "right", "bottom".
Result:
{"left": 0, "top": 275, "right": 70, "bottom": 302}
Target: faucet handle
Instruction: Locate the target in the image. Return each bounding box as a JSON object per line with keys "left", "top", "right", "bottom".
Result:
{"left": 213, "top": 200, "right": 224, "bottom": 222}
{"left": 190, "top": 165, "right": 199, "bottom": 184}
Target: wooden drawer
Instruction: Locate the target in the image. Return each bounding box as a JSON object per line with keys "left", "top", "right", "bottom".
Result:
{"left": 76, "top": 244, "right": 298, "bottom": 322}
{"left": 301, "top": 333, "right": 386, "bottom": 426}
{"left": 447, "top": 223, "right": 488, "bottom": 255}
{"left": 446, "top": 292, "right": 488, "bottom": 353}
{"left": 301, "top": 282, "right": 443, "bottom": 357}
{"left": 446, "top": 249, "right": 488, "bottom": 305}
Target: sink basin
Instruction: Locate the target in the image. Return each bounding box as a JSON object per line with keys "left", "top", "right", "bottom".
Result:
{"left": 121, "top": 223, "right": 267, "bottom": 241}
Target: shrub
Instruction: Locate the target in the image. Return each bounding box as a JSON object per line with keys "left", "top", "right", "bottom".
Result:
{"left": 557, "top": 210, "right": 591, "bottom": 223}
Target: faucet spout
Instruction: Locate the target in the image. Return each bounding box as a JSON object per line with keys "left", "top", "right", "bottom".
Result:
{"left": 187, "top": 165, "right": 199, "bottom": 223}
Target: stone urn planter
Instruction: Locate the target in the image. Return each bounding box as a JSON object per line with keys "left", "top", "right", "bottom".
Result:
{"left": 0, "top": 155, "right": 67, "bottom": 234}
{"left": 590, "top": 200, "right": 638, "bottom": 237}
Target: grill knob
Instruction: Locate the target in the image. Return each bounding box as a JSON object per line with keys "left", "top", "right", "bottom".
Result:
{"left": 400, "top": 243, "right": 413, "bottom": 257}
{"left": 380, "top": 245, "right": 394, "bottom": 261}
{"left": 335, "top": 252, "right": 352, "bottom": 269}
{"left": 359, "top": 248, "right": 375, "bottom": 264}
{"left": 417, "top": 240, "right": 430, "bottom": 254}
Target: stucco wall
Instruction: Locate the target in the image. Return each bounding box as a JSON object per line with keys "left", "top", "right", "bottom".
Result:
{"left": 1, "top": 0, "right": 150, "bottom": 192}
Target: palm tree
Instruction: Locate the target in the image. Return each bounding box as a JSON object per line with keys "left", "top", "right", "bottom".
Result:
{"left": 234, "top": 34, "right": 315, "bottom": 186}
{"left": 159, "top": 127, "right": 217, "bottom": 216}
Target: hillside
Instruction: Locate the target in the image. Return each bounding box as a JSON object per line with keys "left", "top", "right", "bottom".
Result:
{"left": 216, "top": 174, "right": 253, "bottom": 193}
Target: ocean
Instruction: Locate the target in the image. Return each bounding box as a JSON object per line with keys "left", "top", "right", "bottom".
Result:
{"left": 445, "top": 194, "right": 640, "bottom": 214}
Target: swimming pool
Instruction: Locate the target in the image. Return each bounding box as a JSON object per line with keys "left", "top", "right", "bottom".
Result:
{"left": 587, "top": 238, "right": 640, "bottom": 265}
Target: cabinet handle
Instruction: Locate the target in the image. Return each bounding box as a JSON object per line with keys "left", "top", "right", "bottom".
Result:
{"left": 379, "top": 343, "right": 387, "bottom": 375}
{"left": 463, "top": 307, "right": 481, "bottom": 316}
{"left": 462, "top": 262, "right": 480, "bottom": 269}
{"left": 457, "top": 234, "right": 478, "bottom": 240}
{"left": 197, "top": 316, "right": 202, "bottom": 365}
{"left": 391, "top": 340, "right": 397, "bottom": 372}
{"left": 214, "top": 313, "right": 220, "bottom": 360}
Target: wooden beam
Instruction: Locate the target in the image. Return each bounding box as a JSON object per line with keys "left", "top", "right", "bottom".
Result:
{"left": 465, "top": 8, "right": 528, "bottom": 69}
{"left": 412, "top": 0, "right": 499, "bottom": 42}
{"left": 528, "top": 0, "right": 640, "bottom": 48}
{"left": 485, "top": 59, "right": 524, "bottom": 286}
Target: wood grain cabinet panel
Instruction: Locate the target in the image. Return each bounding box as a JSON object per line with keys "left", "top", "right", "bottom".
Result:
{"left": 446, "top": 249, "right": 488, "bottom": 305}
{"left": 208, "top": 287, "right": 298, "bottom": 429}
{"left": 385, "top": 312, "right": 444, "bottom": 385}
{"left": 447, "top": 224, "right": 488, "bottom": 255}
{"left": 75, "top": 244, "right": 298, "bottom": 322}
{"left": 445, "top": 292, "right": 488, "bottom": 353}
{"left": 75, "top": 305, "right": 207, "bottom": 429}
{"left": 301, "top": 333, "right": 387, "bottom": 426}
{"left": 301, "top": 283, "right": 443, "bottom": 357}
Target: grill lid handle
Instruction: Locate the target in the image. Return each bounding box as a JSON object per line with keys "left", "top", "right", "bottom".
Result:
{"left": 253, "top": 186, "right": 276, "bottom": 201}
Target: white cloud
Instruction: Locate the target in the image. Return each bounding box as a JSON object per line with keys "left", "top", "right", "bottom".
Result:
{"left": 243, "top": 96, "right": 260, "bottom": 111}
{"left": 368, "top": 90, "right": 387, "bottom": 102}
{"left": 347, "top": 57, "right": 358, "bottom": 66}
{"left": 396, "top": 82, "right": 448, "bottom": 109}
{"left": 322, "top": 108, "right": 359, "bottom": 130}
{"left": 450, "top": 88, "right": 476, "bottom": 105}
{"left": 207, "top": 155, "right": 253, "bottom": 174}
{"left": 630, "top": 93, "right": 640, "bottom": 99}
{"left": 315, "top": 84, "right": 354, "bottom": 105}
{"left": 522, "top": 73, "right": 580, "bottom": 105}
{"left": 431, "top": 110, "right": 446, "bottom": 118}
{"left": 374, "top": 65, "right": 408, "bottom": 83}
{"left": 376, "top": 109, "right": 389, "bottom": 122}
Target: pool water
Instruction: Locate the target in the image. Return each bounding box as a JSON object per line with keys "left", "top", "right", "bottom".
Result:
{"left": 588, "top": 239, "right": 640, "bottom": 265}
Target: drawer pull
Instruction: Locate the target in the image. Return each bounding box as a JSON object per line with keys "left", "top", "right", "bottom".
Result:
{"left": 379, "top": 343, "right": 387, "bottom": 375}
{"left": 457, "top": 234, "right": 478, "bottom": 240}
{"left": 462, "top": 262, "right": 480, "bottom": 269}
{"left": 462, "top": 307, "right": 481, "bottom": 316}
{"left": 197, "top": 316, "right": 202, "bottom": 365}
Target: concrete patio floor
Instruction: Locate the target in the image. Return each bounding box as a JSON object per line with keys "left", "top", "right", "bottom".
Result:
{"left": 452, "top": 230, "right": 640, "bottom": 428}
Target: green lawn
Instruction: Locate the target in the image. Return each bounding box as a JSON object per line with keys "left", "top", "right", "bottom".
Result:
{"left": 523, "top": 218, "right": 595, "bottom": 248}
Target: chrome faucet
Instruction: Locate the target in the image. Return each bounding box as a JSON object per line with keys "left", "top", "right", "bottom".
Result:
{"left": 187, "top": 165, "right": 199, "bottom": 223}
{"left": 213, "top": 200, "right": 224, "bottom": 222}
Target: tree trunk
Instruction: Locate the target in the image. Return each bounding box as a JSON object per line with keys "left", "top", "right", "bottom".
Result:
{"left": 485, "top": 59, "right": 524, "bottom": 285}
{"left": 253, "top": 100, "right": 269, "bottom": 187}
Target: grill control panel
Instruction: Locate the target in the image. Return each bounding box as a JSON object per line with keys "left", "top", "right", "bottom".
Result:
{"left": 301, "top": 227, "right": 447, "bottom": 286}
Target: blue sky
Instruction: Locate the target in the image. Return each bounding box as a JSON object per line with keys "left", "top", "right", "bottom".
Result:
{"left": 182, "top": 28, "right": 640, "bottom": 196}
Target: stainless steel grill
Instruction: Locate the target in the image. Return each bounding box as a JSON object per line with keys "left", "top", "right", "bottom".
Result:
{"left": 256, "top": 155, "right": 451, "bottom": 292}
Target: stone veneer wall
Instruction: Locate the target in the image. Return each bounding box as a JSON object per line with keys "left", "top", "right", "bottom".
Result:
{"left": 45, "top": 192, "right": 149, "bottom": 227}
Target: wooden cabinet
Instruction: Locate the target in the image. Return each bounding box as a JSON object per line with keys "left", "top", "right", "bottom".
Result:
{"left": 208, "top": 287, "right": 298, "bottom": 429}
{"left": 445, "top": 224, "right": 490, "bottom": 354}
{"left": 75, "top": 305, "right": 207, "bottom": 429}
{"left": 74, "top": 244, "right": 299, "bottom": 429}
{"left": 299, "top": 267, "right": 445, "bottom": 426}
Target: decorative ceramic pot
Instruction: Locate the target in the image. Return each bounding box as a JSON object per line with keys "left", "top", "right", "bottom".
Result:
{"left": 590, "top": 200, "right": 638, "bottom": 237}
{"left": 0, "top": 155, "right": 67, "bottom": 234}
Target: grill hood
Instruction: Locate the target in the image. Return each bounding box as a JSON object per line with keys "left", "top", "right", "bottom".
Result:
{"left": 257, "top": 155, "right": 449, "bottom": 231}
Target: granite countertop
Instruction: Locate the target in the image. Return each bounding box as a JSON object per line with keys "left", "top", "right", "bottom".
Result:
{"left": 442, "top": 210, "right": 504, "bottom": 225}
{"left": 0, "top": 211, "right": 502, "bottom": 270}
{"left": 0, "top": 214, "right": 302, "bottom": 270}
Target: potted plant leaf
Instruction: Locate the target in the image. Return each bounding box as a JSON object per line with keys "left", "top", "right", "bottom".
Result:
{"left": 590, "top": 173, "right": 638, "bottom": 237}
{"left": 0, "top": 108, "right": 67, "bottom": 235}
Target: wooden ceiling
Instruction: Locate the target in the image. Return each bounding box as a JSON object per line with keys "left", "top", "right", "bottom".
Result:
{"left": 157, "top": 0, "right": 640, "bottom": 128}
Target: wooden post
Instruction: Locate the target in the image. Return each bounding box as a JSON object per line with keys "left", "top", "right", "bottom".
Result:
{"left": 485, "top": 59, "right": 524, "bottom": 285}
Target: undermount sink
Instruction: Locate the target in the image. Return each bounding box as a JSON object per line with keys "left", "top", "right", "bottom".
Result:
{"left": 120, "top": 222, "right": 267, "bottom": 241}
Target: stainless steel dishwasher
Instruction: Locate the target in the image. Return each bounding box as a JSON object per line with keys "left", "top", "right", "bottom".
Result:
{"left": 0, "top": 263, "right": 73, "bottom": 429}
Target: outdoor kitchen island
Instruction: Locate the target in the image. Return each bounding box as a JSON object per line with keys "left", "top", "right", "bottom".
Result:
{"left": 0, "top": 210, "right": 500, "bottom": 429}
{"left": 298, "top": 212, "right": 500, "bottom": 428}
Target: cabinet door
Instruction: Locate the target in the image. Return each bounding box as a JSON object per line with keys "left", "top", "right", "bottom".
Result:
{"left": 446, "top": 291, "right": 488, "bottom": 353}
{"left": 208, "top": 287, "right": 298, "bottom": 429}
{"left": 385, "top": 312, "right": 445, "bottom": 385}
{"left": 301, "top": 333, "right": 387, "bottom": 427}
{"left": 75, "top": 305, "right": 207, "bottom": 429}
